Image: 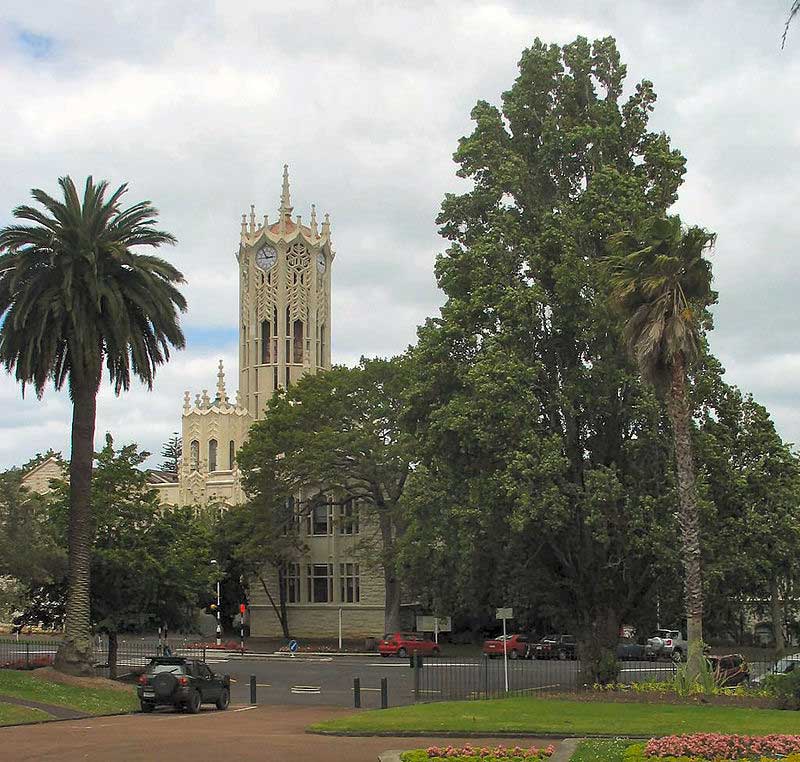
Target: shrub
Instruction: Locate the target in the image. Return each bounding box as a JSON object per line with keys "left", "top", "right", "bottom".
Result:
{"left": 763, "top": 669, "right": 800, "bottom": 710}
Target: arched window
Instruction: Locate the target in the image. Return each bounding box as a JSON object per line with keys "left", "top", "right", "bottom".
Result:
{"left": 190, "top": 440, "right": 199, "bottom": 471}
{"left": 293, "top": 320, "right": 304, "bottom": 363}
{"left": 229, "top": 440, "right": 235, "bottom": 470}
{"left": 208, "top": 439, "right": 218, "bottom": 472}
{"left": 261, "top": 320, "right": 271, "bottom": 364}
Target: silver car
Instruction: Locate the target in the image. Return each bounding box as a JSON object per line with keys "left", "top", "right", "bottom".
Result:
{"left": 645, "top": 629, "right": 687, "bottom": 662}
{"left": 751, "top": 653, "right": 800, "bottom": 684}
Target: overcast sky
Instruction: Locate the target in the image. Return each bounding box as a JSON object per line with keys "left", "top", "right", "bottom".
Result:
{"left": 0, "top": 1, "right": 798, "bottom": 469}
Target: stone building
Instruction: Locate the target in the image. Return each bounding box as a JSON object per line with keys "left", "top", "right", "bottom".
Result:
{"left": 153, "top": 167, "right": 386, "bottom": 639}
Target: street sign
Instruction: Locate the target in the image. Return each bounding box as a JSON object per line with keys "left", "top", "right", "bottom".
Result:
{"left": 415, "top": 616, "right": 452, "bottom": 633}
{"left": 288, "top": 639, "right": 298, "bottom": 653}
{"left": 496, "top": 607, "right": 513, "bottom": 620}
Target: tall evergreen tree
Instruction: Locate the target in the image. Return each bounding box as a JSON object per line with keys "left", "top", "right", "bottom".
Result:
{"left": 407, "top": 36, "right": 688, "bottom": 679}
{"left": 0, "top": 176, "right": 186, "bottom": 675}
{"left": 160, "top": 432, "right": 182, "bottom": 473}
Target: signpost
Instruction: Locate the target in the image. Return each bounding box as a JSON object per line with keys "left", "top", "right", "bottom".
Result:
{"left": 239, "top": 603, "right": 246, "bottom": 654}
{"left": 496, "top": 607, "right": 513, "bottom": 693}
{"left": 289, "top": 639, "right": 298, "bottom": 658}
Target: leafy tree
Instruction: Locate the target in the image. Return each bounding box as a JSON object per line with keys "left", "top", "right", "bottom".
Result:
{"left": 405, "top": 36, "right": 688, "bottom": 680}
{"left": 43, "top": 436, "right": 213, "bottom": 677}
{"left": 0, "top": 469, "right": 66, "bottom": 620}
{"left": 159, "top": 433, "right": 182, "bottom": 474}
{"left": 695, "top": 376, "right": 800, "bottom": 651}
{"left": 0, "top": 176, "right": 186, "bottom": 674}
{"left": 213, "top": 500, "right": 303, "bottom": 638}
{"left": 607, "top": 215, "right": 716, "bottom": 677}
{"left": 237, "top": 357, "right": 413, "bottom": 632}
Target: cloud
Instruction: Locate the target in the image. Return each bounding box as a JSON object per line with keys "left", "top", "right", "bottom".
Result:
{"left": 0, "top": 0, "right": 798, "bottom": 466}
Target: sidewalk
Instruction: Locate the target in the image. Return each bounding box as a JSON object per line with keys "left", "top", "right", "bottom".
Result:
{"left": 0, "top": 704, "right": 561, "bottom": 762}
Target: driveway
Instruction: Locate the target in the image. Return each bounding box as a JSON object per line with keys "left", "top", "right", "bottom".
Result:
{"left": 0, "top": 705, "right": 560, "bottom": 761}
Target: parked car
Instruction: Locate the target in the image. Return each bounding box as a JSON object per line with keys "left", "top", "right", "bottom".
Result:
{"left": 706, "top": 653, "right": 749, "bottom": 687}
{"left": 617, "top": 637, "right": 646, "bottom": 661}
{"left": 137, "top": 656, "right": 230, "bottom": 713}
{"left": 751, "top": 652, "right": 800, "bottom": 685}
{"left": 531, "top": 634, "right": 576, "bottom": 660}
{"left": 482, "top": 634, "right": 530, "bottom": 660}
{"left": 645, "top": 629, "right": 687, "bottom": 662}
{"left": 378, "top": 632, "right": 441, "bottom": 658}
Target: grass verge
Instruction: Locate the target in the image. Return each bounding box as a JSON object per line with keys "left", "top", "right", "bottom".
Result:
{"left": 309, "top": 696, "right": 800, "bottom": 737}
{"left": 570, "top": 739, "right": 635, "bottom": 761}
{"left": 0, "top": 669, "right": 137, "bottom": 715}
{"left": 0, "top": 701, "right": 51, "bottom": 726}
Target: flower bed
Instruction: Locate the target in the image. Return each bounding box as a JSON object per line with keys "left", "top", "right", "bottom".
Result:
{"left": 186, "top": 641, "right": 243, "bottom": 651}
{"left": 624, "top": 733, "right": 800, "bottom": 761}
{"left": 0, "top": 655, "right": 54, "bottom": 670}
{"left": 400, "top": 744, "right": 555, "bottom": 761}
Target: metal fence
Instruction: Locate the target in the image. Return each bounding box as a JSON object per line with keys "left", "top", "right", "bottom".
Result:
{"left": 410, "top": 651, "right": 786, "bottom": 703}
{"left": 0, "top": 637, "right": 208, "bottom": 677}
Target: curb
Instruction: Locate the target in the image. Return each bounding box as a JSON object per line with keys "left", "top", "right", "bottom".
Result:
{"left": 308, "top": 729, "right": 651, "bottom": 740}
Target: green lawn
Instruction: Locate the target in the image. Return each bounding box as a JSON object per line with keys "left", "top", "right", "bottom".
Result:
{"left": 0, "top": 670, "right": 138, "bottom": 715}
{"left": 0, "top": 701, "right": 51, "bottom": 726}
{"left": 310, "top": 696, "right": 800, "bottom": 737}
{"left": 570, "top": 739, "right": 635, "bottom": 761}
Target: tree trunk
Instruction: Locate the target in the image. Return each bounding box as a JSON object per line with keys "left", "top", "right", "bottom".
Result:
{"left": 259, "top": 574, "right": 290, "bottom": 639}
{"left": 108, "top": 631, "right": 118, "bottom": 680}
{"left": 771, "top": 578, "right": 786, "bottom": 656}
{"left": 664, "top": 355, "right": 704, "bottom": 680}
{"left": 378, "top": 512, "right": 401, "bottom": 633}
{"left": 55, "top": 382, "right": 97, "bottom": 676}
{"left": 578, "top": 608, "right": 621, "bottom": 687}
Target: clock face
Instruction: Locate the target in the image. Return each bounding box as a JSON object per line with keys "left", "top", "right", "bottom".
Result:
{"left": 255, "top": 244, "right": 277, "bottom": 270}
{"left": 316, "top": 252, "right": 326, "bottom": 274}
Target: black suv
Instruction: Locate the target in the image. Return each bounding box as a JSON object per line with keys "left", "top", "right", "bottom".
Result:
{"left": 137, "top": 656, "right": 231, "bottom": 713}
{"left": 531, "top": 634, "right": 577, "bottom": 660}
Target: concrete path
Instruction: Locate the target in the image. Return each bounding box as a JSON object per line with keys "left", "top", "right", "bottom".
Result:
{"left": 0, "top": 693, "right": 87, "bottom": 720}
{"left": 0, "top": 704, "right": 561, "bottom": 761}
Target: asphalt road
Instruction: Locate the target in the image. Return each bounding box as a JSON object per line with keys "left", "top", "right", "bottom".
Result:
{"left": 213, "top": 654, "right": 679, "bottom": 708}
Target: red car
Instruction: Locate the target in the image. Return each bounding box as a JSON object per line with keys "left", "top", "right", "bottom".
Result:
{"left": 378, "top": 632, "right": 441, "bottom": 658}
{"left": 482, "top": 634, "right": 530, "bottom": 660}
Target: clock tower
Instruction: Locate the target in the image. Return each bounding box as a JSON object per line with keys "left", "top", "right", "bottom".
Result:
{"left": 237, "top": 165, "right": 334, "bottom": 420}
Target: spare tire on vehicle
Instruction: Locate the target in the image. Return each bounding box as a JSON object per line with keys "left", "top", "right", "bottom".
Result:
{"left": 152, "top": 672, "right": 178, "bottom": 700}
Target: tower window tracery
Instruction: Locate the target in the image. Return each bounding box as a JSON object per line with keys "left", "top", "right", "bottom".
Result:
{"left": 190, "top": 440, "right": 199, "bottom": 471}
{"left": 229, "top": 440, "right": 235, "bottom": 470}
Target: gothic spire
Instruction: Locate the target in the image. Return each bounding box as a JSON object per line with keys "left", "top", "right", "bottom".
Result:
{"left": 216, "top": 359, "right": 228, "bottom": 406}
{"left": 279, "top": 163, "right": 293, "bottom": 219}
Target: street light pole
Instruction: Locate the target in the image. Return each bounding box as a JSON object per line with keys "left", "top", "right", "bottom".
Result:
{"left": 211, "top": 560, "right": 221, "bottom": 646}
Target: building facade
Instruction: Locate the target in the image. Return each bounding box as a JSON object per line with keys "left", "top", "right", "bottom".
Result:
{"left": 154, "top": 167, "right": 385, "bottom": 639}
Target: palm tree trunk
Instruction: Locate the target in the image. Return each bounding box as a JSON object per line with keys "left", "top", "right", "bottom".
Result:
{"left": 665, "top": 354, "right": 704, "bottom": 680}
{"left": 54, "top": 382, "right": 97, "bottom": 676}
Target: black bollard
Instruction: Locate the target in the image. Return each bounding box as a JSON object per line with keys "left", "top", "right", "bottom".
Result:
{"left": 380, "top": 677, "right": 388, "bottom": 709}
{"left": 249, "top": 674, "right": 257, "bottom": 704}
{"left": 353, "top": 677, "right": 361, "bottom": 708}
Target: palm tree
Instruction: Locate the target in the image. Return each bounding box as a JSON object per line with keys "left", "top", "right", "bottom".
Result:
{"left": 0, "top": 176, "right": 186, "bottom": 675}
{"left": 607, "top": 215, "right": 716, "bottom": 679}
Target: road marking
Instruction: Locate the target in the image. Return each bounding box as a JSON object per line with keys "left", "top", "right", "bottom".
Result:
{"left": 233, "top": 706, "right": 257, "bottom": 712}
{"left": 256, "top": 683, "right": 271, "bottom": 687}
{"left": 352, "top": 687, "right": 382, "bottom": 691}
{"left": 291, "top": 685, "right": 321, "bottom": 694}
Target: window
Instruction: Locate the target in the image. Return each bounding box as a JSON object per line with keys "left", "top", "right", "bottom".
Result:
{"left": 307, "top": 563, "right": 333, "bottom": 603}
{"left": 228, "top": 440, "right": 235, "bottom": 470}
{"left": 261, "top": 320, "right": 271, "bottom": 364}
{"left": 340, "top": 563, "right": 360, "bottom": 603}
{"left": 190, "top": 440, "right": 199, "bottom": 471}
{"left": 339, "top": 500, "right": 360, "bottom": 535}
{"left": 320, "top": 324, "right": 326, "bottom": 365}
{"left": 285, "top": 563, "right": 300, "bottom": 603}
{"left": 293, "top": 320, "right": 304, "bottom": 363}
{"left": 208, "top": 439, "right": 218, "bottom": 472}
{"left": 308, "top": 502, "right": 331, "bottom": 535}
{"left": 285, "top": 366, "right": 290, "bottom": 388}
{"left": 273, "top": 366, "right": 279, "bottom": 390}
